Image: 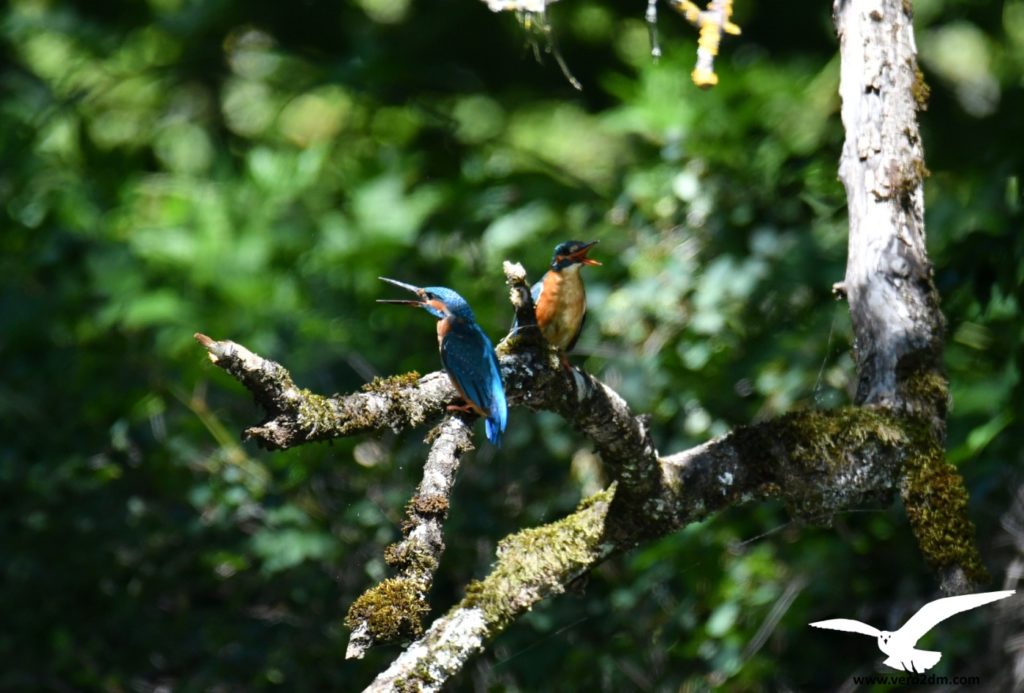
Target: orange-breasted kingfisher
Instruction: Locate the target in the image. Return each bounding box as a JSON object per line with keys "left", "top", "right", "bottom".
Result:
{"left": 521, "top": 240, "right": 601, "bottom": 366}
{"left": 378, "top": 277, "right": 508, "bottom": 446}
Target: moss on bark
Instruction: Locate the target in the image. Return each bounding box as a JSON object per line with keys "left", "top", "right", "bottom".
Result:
{"left": 345, "top": 577, "right": 430, "bottom": 643}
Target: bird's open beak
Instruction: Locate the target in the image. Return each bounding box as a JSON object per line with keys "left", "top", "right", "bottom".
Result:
{"left": 572, "top": 241, "right": 602, "bottom": 266}
{"left": 377, "top": 276, "right": 426, "bottom": 305}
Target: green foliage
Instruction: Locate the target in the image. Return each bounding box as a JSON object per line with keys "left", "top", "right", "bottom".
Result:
{"left": 1, "top": 0, "right": 1020, "bottom": 689}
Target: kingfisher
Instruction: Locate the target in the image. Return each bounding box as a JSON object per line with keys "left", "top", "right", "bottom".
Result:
{"left": 378, "top": 277, "right": 508, "bottom": 446}
{"left": 520, "top": 240, "right": 601, "bottom": 365}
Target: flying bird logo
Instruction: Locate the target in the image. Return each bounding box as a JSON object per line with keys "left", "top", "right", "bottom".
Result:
{"left": 810, "top": 590, "right": 1015, "bottom": 673}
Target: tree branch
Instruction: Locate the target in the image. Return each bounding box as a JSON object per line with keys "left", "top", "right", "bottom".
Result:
{"left": 833, "top": 0, "right": 983, "bottom": 591}
{"left": 364, "top": 489, "right": 615, "bottom": 692}
{"left": 359, "top": 405, "right": 947, "bottom": 690}
{"left": 345, "top": 415, "right": 475, "bottom": 659}
{"left": 834, "top": 0, "right": 944, "bottom": 429}
{"left": 195, "top": 332, "right": 455, "bottom": 449}
{"left": 198, "top": 327, "right": 983, "bottom": 687}
{"left": 199, "top": 8, "right": 987, "bottom": 681}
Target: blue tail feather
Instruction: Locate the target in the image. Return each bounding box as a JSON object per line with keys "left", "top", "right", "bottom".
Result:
{"left": 485, "top": 363, "right": 508, "bottom": 446}
{"left": 485, "top": 417, "right": 503, "bottom": 447}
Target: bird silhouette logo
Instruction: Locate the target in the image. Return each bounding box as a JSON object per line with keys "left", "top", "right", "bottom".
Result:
{"left": 810, "top": 590, "right": 1014, "bottom": 673}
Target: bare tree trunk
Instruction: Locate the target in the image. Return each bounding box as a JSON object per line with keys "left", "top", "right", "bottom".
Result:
{"left": 834, "top": 0, "right": 981, "bottom": 595}
{"left": 835, "top": 0, "right": 944, "bottom": 430}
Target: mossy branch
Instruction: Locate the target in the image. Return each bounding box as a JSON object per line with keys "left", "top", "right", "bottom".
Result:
{"left": 833, "top": 0, "right": 982, "bottom": 591}
{"left": 198, "top": 322, "right": 985, "bottom": 685}
{"left": 357, "top": 405, "right": 984, "bottom": 690}
{"left": 195, "top": 332, "right": 456, "bottom": 449}
{"left": 363, "top": 488, "right": 616, "bottom": 693}
{"left": 345, "top": 415, "right": 475, "bottom": 659}
{"left": 198, "top": 286, "right": 985, "bottom": 683}
{"left": 900, "top": 434, "right": 988, "bottom": 586}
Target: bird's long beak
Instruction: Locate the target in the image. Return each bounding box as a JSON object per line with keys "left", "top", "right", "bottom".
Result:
{"left": 572, "top": 240, "right": 602, "bottom": 266}
{"left": 377, "top": 276, "right": 426, "bottom": 305}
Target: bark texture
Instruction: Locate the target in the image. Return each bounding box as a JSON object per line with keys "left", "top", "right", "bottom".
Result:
{"left": 834, "top": 0, "right": 981, "bottom": 595}
{"left": 835, "top": 0, "right": 944, "bottom": 430}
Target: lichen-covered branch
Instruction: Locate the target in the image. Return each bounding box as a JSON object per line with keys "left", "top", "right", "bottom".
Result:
{"left": 200, "top": 298, "right": 984, "bottom": 670}
{"left": 833, "top": 0, "right": 982, "bottom": 592}
{"left": 663, "top": 409, "right": 984, "bottom": 583}
{"left": 358, "top": 404, "right": 982, "bottom": 690}
{"left": 195, "top": 332, "right": 455, "bottom": 449}
{"left": 660, "top": 408, "right": 906, "bottom": 523}
{"left": 834, "top": 0, "right": 944, "bottom": 429}
{"left": 198, "top": 322, "right": 985, "bottom": 686}
{"left": 364, "top": 489, "right": 615, "bottom": 692}
{"left": 344, "top": 415, "right": 475, "bottom": 659}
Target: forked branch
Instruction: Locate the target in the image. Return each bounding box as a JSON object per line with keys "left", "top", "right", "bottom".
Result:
{"left": 198, "top": 6, "right": 987, "bottom": 677}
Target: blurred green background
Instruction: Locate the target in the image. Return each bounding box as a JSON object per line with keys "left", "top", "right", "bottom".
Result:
{"left": 2, "top": 0, "right": 1022, "bottom": 689}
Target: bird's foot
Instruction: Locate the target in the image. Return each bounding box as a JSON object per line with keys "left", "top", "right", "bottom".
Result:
{"left": 447, "top": 401, "right": 476, "bottom": 413}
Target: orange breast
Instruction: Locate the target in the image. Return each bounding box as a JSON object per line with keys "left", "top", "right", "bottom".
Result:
{"left": 536, "top": 270, "right": 585, "bottom": 350}
{"left": 535, "top": 272, "right": 562, "bottom": 329}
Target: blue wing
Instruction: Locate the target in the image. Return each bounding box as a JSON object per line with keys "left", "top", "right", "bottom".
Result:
{"left": 531, "top": 279, "right": 543, "bottom": 305}
{"left": 441, "top": 323, "right": 508, "bottom": 446}
{"left": 510, "top": 279, "right": 545, "bottom": 335}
